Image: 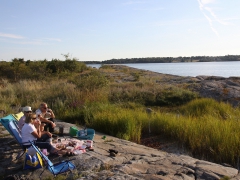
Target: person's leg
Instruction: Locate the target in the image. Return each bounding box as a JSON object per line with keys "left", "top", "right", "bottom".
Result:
{"left": 48, "top": 118, "right": 55, "bottom": 133}
{"left": 35, "top": 142, "right": 68, "bottom": 156}
{"left": 35, "top": 142, "right": 54, "bottom": 153}
{"left": 36, "top": 134, "right": 51, "bottom": 142}
{"left": 43, "top": 123, "right": 50, "bottom": 131}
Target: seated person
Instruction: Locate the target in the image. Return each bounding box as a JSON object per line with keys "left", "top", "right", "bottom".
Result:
{"left": 33, "top": 118, "right": 52, "bottom": 143}
{"left": 18, "top": 106, "right": 32, "bottom": 131}
{"left": 35, "top": 102, "right": 56, "bottom": 133}
{"left": 40, "top": 123, "right": 52, "bottom": 137}
{"left": 21, "top": 113, "right": 69, "bottom": 156}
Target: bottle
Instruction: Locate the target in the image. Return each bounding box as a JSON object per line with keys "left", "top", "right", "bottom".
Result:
{"left": 59, "top": 126, "right": 64, "bottom": 136}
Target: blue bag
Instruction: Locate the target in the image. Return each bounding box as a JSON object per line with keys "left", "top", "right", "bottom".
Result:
{"left": 23, "top": 152, "right": 43, "bottom": 170}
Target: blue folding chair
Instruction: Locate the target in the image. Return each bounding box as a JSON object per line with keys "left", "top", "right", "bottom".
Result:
{"left": 29, "top": 141, "right": 76, "bottom": 178}
{"left": 0, "top": 114, "right": 26, "bottom": 159}
{"left": 8, "top": 120, "right": 27, "bottom": 159}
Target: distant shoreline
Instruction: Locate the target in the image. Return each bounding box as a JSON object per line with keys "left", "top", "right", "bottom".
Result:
{"left": 83, "top": 55, "right": 240, "bottom": 64}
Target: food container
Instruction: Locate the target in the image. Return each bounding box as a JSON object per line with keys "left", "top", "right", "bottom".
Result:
{"left": 66, "top": 146, "right": 74, "bottom": 152}
{"left": 69, "top": 126, "right": 79, "bottom": 137}
{"left": 73, "top": 150, "right": 83, "bottom": 155}
{"left": 86, "top": 140, "right": 93, "bottom": 148}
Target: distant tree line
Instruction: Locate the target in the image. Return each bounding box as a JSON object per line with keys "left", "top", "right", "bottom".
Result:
{"left": 0, "top": 58, "right": 88, "bottom": 82}
{"left": 84, "top": 55, "right": 240, "bottom": 64}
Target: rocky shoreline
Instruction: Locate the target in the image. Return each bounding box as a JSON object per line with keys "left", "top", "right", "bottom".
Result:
{"left": 102, "top": 65, "right": 240, "bottom": 107}
{"left": 0, "top": 121, "right": 240, "bottom": 180}
{"left": 1, "top": 67, "right": 240, "bottom": 179}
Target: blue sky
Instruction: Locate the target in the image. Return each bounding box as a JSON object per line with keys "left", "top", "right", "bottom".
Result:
{"left": 1, "top": 0, "right": 240, "bottom": 61}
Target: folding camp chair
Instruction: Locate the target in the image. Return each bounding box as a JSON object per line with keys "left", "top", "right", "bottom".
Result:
{"left": 8, "top": 120, "right": 26, "bottom": 159}
{"left": 29, "top": 141, "right": 76, "bottom": 178}
{"left": 0, "top": 113, "right": 26, "bottom": 159}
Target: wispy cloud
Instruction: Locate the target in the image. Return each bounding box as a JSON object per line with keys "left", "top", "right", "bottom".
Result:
{"left": 14, "top": 40, "right": 44, "bottom": 45}
{"left": 202, "top": 12, "right": 219, "bottom": 37}
{"left": 197, "top": 0, "right": 229, "bottom": 37}
{"left": 198, "top": 0, "right": 235, "bottom": 37}
{"left": 0, "top": 33, "right": 62, "bottom": 45}
{"left": 0, "top": 32, "right": 25, "bottom": 39}
{"left": 204, "top": 7, "right": 229, "bottom": 25}
{"left": 16, "top": 38, "right": 62, "bottom": 45}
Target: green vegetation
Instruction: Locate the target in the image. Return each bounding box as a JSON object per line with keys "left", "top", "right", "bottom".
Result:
{"left": 1, "top": 59, "right": 240, "bottom": 168}
{"left": 84, "top": 55, "right": 240, "bottom": 64}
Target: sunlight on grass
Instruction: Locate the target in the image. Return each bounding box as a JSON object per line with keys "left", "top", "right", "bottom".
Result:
{"left": 0, "top": 64, "right": 240, "bottom": 168}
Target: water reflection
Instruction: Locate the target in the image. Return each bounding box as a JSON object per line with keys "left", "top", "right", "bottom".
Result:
{"left": 87, "top": 61, "right": 240, "bottom": 77}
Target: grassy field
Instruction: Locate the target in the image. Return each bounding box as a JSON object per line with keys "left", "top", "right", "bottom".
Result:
{"left": 1, "top": 60, "right": 240, "bottom": 168}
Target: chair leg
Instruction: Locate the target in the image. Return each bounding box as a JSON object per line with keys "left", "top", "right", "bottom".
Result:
{"left": 6, "top": 139, "right": 15, "bottom": 145}
{"left": 39, "top": 168, "right": 46, "bottom": 179}
{"left": 15, "top": 150, "right": 25, "bottom": 160}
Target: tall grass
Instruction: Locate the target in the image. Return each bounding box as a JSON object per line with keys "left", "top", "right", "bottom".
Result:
{"left": 1, "top": 65, "right": 240, "bottom": 167}
{"left": 178, "top": 98, "right": 239, "bottom": 119}
{"left": 83, "top": 102, "right": 143, "bottom": 143}
{"left": 139, "top": 99, "right": 240, "bottom": 167}
{"left": 80, "top": 98, "right": 240, "bottom": 167}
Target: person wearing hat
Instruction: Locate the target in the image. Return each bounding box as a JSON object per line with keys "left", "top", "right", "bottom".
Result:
{"left": 18, "top": 106, "right": 32, "bottom": 131}
{"left": 19, "top": 106, "right": 52, "bottom": 143}
{"left": 21, "top": 113, "right": 69, "bottom": 156}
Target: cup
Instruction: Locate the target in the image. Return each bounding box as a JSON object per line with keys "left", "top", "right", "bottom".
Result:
{"left": 42, "top": 149, "right": 48, "bottom": 156}
{"left": 59, "top": 126, "right": 64, "bottom": 136}
{"left": 86, "top": 140, "right": 93, "bottom": 148}
{"left": 66, "top": 146, "right": 74, "bottom": 152}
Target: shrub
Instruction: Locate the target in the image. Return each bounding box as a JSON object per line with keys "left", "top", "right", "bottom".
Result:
{"left": 155, "top": 86, "right": 199, "bottom": 106}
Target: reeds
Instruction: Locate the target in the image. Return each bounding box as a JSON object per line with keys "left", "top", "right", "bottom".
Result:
{"left": 80, "top": 98, "right": 240, "bottom": 167}
{"left": 0, "top": 63, "right": 240, "bottom": 167}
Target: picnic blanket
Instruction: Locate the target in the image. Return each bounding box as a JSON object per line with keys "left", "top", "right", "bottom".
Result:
{"left": 52, "top": 138, "right": 92, "bottom": 155}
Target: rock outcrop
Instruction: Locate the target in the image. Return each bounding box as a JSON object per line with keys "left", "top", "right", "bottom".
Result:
{"left": 193, "top": 76, "right": 240, "bottom": 107}
{"left": 1, "top": 121, "right": 239, "bottom": 180}
{"left": 102, "top": 65, "right": 240, "bottom": 107}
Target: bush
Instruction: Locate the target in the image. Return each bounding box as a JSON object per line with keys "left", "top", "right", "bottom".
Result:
{"left": 155, "top": 87, "right": 199, "bottom": 106}
{"left": 179, "top": 98, "right": 239, "bottom": 119}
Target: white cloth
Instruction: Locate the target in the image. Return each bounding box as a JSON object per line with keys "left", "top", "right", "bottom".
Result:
{"left": 35, "top": 109, "right": 41, "bottom": 116}
{"left": 21, "top": 123, "right": 37, "bottom": 145}
{"left": 18, "top": 115, "right": 26, "bottom": 131}
{"left": 35, "top": 109, "right": 51, "bottom": 119}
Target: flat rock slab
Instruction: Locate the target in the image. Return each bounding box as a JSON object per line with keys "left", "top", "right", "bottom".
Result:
{"left": 1, "top": 121, "right": 239, "bottom": 180}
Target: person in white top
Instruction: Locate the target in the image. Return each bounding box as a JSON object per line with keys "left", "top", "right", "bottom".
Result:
{"left": 18, "top": 106, "right": 32, "bottom": 131}
{"left": 21, "top": 113, "right": 67, "bottom": 155}
{"left": 19, "top": 106, "right": 52, "bottom": 143}
{"left": 35, "top": 102, "right": 56, "bottom": 133}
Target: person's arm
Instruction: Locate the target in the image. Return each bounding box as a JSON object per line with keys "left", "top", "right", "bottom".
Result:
{"left": 38, "top": 114, "right": 55, "bottom": 125}
{"left": 31, "top": 126, "right": 42, "bottom": 138}
{"left": 41, "top": 131, "right": 52, "bottom": 137}
{"left": 47, "top": 109, "right": 55, "bottom": 119}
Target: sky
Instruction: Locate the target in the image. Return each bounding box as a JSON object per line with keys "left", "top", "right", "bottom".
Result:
{"left": 1, "top": 0, "right": 240, "bottom": 62}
